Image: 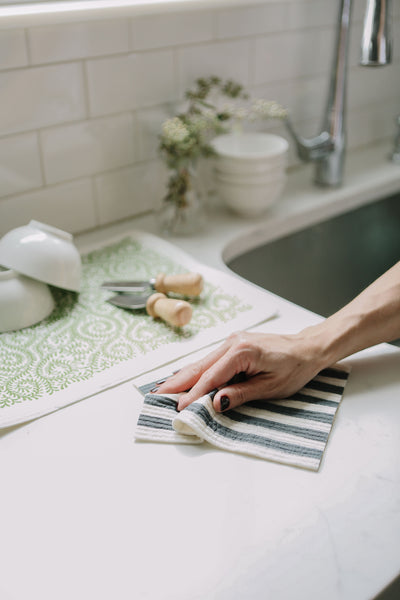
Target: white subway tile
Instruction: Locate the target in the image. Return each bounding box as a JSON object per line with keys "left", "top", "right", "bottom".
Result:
{"left": 394, "top": 14, "right": 400, "bottom": 46}
{"left": 286, "top": 75, "right": 328, "bottom": 123}
{"left": 135, "top": 50, "right": 176, "bottom": 107}
{"left": 177, "top": 40, "right": 252, "bottom": 95}
{"left": 86, "top": 50, "right": 175, "bottom": 117}
{"left": 0, "top": 179, "right": 96, "bottom": 236}
{"left": 95, "top": 160, "right": 167, "bottom": 224}
{"left": 0, "top": 29, "right": 28, "bottom": 70}
{"left": 28, "top": 19, "right": 130, "bottom": 64}
{"left": 0, "top": 63, "right": 86, "bottom": 137}
{"left": 132, "top": 11, "right": 215, "bottom": 50}
{"left": 0, "top": 133, "right": 42, "bottom": 198}
{"left": 254, "top": 29, "right": 334, "bottom": 85}
{"left": 41, "top": 113, "right": 136, "bottom": 185}
{"left": 347, "top": 99, "right": 399, "bottom": 150}
{"left": 348, "top": 62, "right": 400, "bottom": 109}
{"left": 216, "top": 3, "right": 286, "bottom": 38}
{"left": 348, "top": 20, "right": 363, "bottom": 67}
{"left": 248, "top": 76, "right": 329, "bottom": 142}
{"left": 0, "top": 5, "right": 397, "bottom": 234}
{"left": 251, "top": 79, "right": 295, "bottom": 118}
{"left": 135, "top": 105, "right": 171, "bottom": 161}
{"left": 352, "top": 0, "right": 369, "bottom": 23}
{"left": 288, "top": 1, "right": 338, "bottom": 29}
{"left": 86, "top": 54, "right": 137, "bottom": 117}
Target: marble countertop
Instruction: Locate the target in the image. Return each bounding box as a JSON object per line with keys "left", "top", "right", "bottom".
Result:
{"left": 0, "top": 142, "right": 399, "bottom": 600}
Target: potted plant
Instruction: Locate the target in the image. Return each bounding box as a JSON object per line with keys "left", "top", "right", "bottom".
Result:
{"left": 158, "top": 76, "right": 287, "bottom": 235}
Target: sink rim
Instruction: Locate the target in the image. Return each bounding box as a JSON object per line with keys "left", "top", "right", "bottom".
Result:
{"left": 225, "top": 192, "right": 398, "bottom": 267}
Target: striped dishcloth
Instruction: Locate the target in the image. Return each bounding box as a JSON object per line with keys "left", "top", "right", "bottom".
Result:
{"left": 135, "top": 366, "right": 350, "bottom": 471}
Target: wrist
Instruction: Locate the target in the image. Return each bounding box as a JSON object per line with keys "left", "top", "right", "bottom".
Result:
{"left": 293, "top": 319, "right": 349, "bottom": 370}
{"left": 297, "top": 309, "right": 368, "bottom": 368}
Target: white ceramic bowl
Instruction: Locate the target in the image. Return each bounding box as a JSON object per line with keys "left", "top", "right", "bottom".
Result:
{"left": 215, "top": 157, "right": 286, "bottom": 177}
{"left": 212, "top": 132, "right": 289, "bottom": 175}
{"left": 0, "top": 267, "right": 55, "bottom": 333}
{"left": 215, "top": 174, "right": 287, "bottom": 217}
{"left": 0, "top": 220, "right": 82, "bottom": 292}
{"left": 215, "top": 165, "right": 286, "bottom": 185}
{"left": 216, "top": 153, "right": 287, "bottom": 175}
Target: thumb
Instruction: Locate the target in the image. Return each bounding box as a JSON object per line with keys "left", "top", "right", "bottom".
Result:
{"left": 213, "top": 375, "right": 273, "bottom": 413}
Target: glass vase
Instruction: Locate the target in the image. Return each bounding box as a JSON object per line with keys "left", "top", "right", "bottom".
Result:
{"left": 156, "top": 163, "right": 206, "bottom": 237}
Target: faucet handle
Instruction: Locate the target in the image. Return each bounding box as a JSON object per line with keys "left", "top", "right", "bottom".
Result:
{"left": 390, "top": 115, "right": 400, "bottom": 164}
{"left": 285, "top": 117, "right": 334, "bottom": 162}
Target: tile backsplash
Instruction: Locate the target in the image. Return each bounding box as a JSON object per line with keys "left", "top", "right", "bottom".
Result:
{"left": 0, "top": 0, "right": 399, "bottom": 235}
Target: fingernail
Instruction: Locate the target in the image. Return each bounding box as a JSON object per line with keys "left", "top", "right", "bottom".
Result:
{"left": 220, "top": 396, "right": 230, "bottom": 411}
{"left": 150, "top": 387, "right": 159, "bottom": 393}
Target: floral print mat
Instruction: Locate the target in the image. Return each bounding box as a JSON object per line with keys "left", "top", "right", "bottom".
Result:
{"left": 0, "top": 232, "right": 276, "bottom": 428}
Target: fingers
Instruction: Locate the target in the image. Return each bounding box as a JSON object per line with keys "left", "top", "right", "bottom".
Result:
{"left": 176, "top": 348, "right": 247, "bottom": 411}
{"left": 147, "top": 330, "right": 318, "bottom": 415}
{"left": 176, "top": 372, "right": 277, "bottom": 413}
{"left": 154, "top": 331, "right": 274, "bottom": 413}
{"left": 156, "top": 338, "right": 234, "bottom": 394}
{"left": 211, "top": 374, "right": 273, "bottom": 412}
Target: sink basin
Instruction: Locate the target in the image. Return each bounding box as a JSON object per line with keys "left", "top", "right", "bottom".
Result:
{"left": 226, "top": 192, "right": 400, "bottom": 347}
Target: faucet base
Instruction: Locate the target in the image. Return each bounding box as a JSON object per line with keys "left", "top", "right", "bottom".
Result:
{"left": 314, "top": 148, "right": 346, "bottom": 187}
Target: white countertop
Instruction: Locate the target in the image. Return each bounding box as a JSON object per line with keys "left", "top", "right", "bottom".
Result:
{"left": 1, "top": 142, "right": 399, "bottom": 600}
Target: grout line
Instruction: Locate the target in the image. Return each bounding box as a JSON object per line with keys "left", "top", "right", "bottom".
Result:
{"left": 23, "top": 27, "right": 32, "bottom": 66}
{"left": 172, "top": 45, "right": 181, "bottom": 100}
{"left": 0, "top": 157, "right": 164, "bottom": 204}
{"left": 81, "top": 60, "right": 91, "bottom": 119}
{"left": 90, "top": 176, "right": 101, "bottom": 228}
{"left": 211, "top": 7, "right": 219, "bottom": 40}
{"left": 36, "top": 130, "right": 47, "bottom": 186}
{"left": 248, "top": 37, "right": 256, "bottom": 87}
{"left": 131, "top": 109, "right": 144, "bottom": 163}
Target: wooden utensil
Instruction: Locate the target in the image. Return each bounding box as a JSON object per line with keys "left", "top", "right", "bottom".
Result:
{"left": 107, "top": 292, "right": 192, "bottom": 327}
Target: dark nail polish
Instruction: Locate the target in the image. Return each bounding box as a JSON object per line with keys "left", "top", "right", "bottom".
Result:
{"left": 220, "top": 396, "right": 230, "bottom": 411}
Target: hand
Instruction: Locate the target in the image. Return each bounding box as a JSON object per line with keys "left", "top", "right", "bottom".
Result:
{"left": 155, "top": 260, "right": 400, "bottom": 412}
{"left": 156, "top": 331, "right": 325, "bottom": 412}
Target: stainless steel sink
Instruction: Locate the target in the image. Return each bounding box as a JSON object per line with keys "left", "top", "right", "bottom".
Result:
{"left": 226, "top": 192, "right": 400, "bottom": 347}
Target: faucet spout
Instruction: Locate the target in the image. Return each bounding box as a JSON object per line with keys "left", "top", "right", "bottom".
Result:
{"left": 361, "top": 0, "right": 392, "bottom": 65}
{"left": 285, "top": 0, "right": 352, "bottom": 187}
{"left": 284, "top": 0, "right": 392, "bottom": 188}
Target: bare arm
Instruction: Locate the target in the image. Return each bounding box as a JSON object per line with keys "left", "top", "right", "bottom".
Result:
{"left": 305, "top": 260, "right": 400, "bottom": 365}
{"left": 158, "top": 261, "right": 400, "bottom": 412}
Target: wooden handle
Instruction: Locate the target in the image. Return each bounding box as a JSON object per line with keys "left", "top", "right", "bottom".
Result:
{"left": 154, "top": 272, "right": 203, "bottom": 297}
{"left": 146, "top": 293, "right": 192, "bottom": 327}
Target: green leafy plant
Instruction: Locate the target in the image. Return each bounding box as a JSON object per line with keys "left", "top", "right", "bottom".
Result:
{"left": 159, "top": 76, "right": 287, "bottom": 208}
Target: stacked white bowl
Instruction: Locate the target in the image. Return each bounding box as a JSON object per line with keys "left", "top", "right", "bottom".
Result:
{"left": 212, "top": 132, "right": 289, "bottom": 217}
{"left": 0, "top": 220, "right": 82, "bottom": 333}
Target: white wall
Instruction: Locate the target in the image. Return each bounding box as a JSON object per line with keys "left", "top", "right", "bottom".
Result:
{"left": 0, "top": 0, "right": 399, "bottom": 235}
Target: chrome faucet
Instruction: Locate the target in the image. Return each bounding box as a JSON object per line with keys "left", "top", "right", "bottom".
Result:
{"left": 286, "top": 0, "right": 392, "bottom": 187}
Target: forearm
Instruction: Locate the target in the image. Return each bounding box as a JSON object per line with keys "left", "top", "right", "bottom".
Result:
{"left": 158, "top": 262, "right": 400, "bottom": 409}
{"left": 299, "top": 261, "right": 400, "bottom": 366}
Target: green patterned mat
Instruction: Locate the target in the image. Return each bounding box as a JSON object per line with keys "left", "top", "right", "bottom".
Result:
{"left": 0, "top": 237, "right": 252, "bottom": 409}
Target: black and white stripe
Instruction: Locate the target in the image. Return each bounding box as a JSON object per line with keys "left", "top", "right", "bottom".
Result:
{"left": 135, "top": 366, "right": 350, "bottom": 470}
